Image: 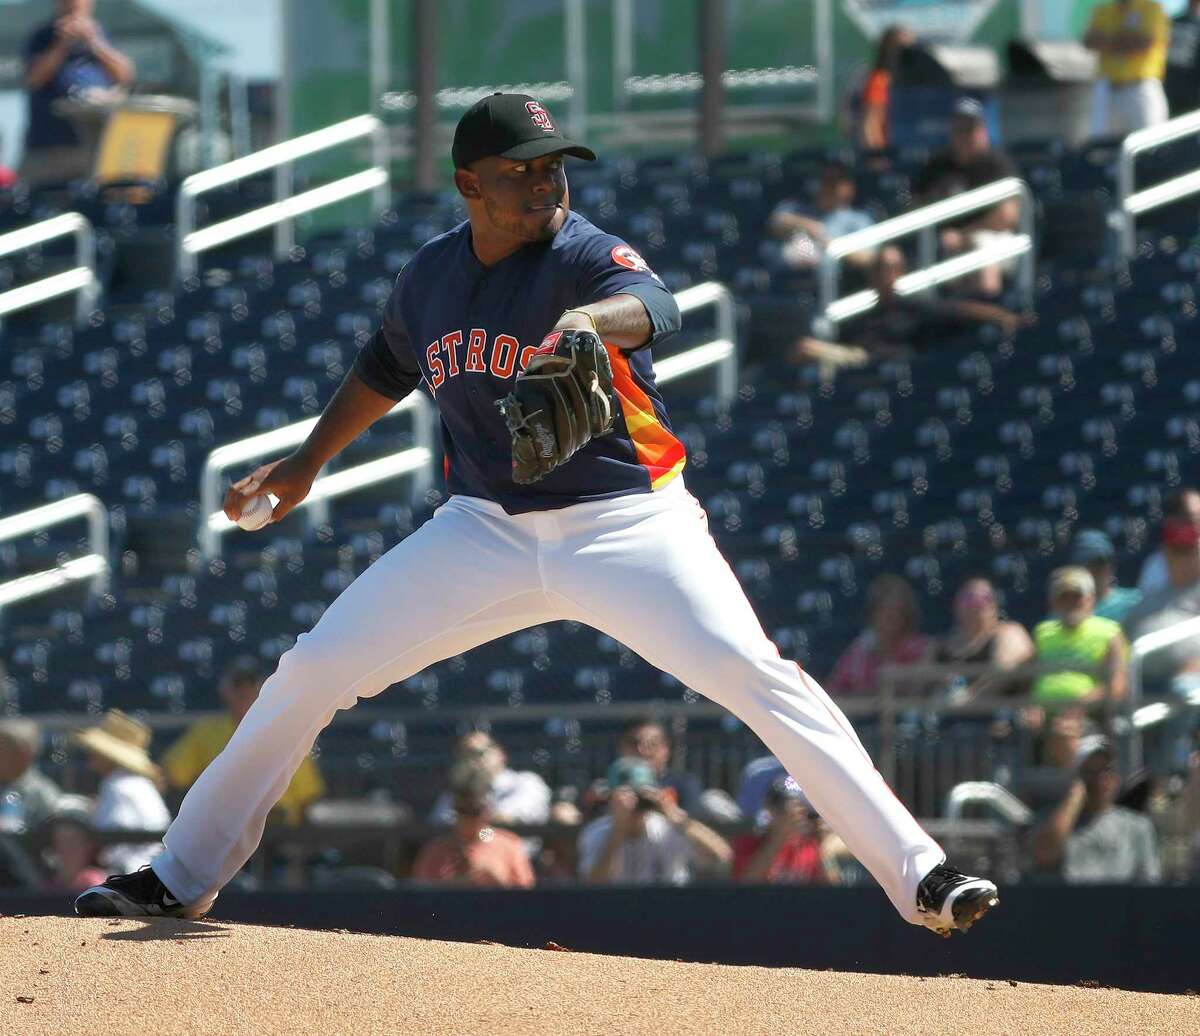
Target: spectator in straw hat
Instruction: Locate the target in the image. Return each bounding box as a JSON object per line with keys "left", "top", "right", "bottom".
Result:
{"left": 72, "top": 710, "right": 170, "bottom": 872}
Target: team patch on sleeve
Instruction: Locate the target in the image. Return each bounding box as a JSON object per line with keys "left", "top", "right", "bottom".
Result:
{"left": 611, "top": 244, "right": 652, "bottom": 273}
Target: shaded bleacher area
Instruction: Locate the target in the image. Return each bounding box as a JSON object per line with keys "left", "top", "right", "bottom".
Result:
{"left": 1, "top": 136, "right": 1198, "bottom": 821}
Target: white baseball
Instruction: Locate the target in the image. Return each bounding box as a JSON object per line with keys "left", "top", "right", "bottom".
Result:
{"left": 236, "top": 493, "right": 275, "bottom": 532}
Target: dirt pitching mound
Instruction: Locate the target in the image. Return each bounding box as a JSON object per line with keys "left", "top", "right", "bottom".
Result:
{"left": 1, "top": 915, "right": 1195, "bottom": 1035}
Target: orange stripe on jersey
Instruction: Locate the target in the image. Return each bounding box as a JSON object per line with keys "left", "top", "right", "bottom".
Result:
{"left": 607, "top": 345, "right": 686, "bottom": 490}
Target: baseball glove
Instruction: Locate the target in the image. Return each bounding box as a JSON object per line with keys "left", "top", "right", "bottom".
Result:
{"left": 495, "top": 328, "right": 615, "bottom": 485}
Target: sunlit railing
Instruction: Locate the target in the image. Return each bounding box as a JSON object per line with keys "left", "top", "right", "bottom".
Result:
{"left": 176, "top": 115, "right": 390, "bottom": 279}
{"left": 0, "top": 214, "right": 100, "bottom": 329}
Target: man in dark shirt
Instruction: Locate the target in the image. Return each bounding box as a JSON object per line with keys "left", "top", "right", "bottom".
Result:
{"left": 914, "top": 98, "right": 1020, "bottom": 297}
{"left": 1167, "top": 0, "right": 1200, "bottom": 114}
{"left": 21, "top": 0, "right": 134, "bottom": 187}
{"left": 617, "top": 716, "right": 703, "bottom": 816}
{"left": 795, "top": 245, "right": 1029, "bottom": 371}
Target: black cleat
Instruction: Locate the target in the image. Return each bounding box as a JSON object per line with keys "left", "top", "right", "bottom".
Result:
{"left": 916, "top": 863, "right": 999, "bottom": 937}
{"left": 74, "top": 866, "right": 205, "bottom": 919}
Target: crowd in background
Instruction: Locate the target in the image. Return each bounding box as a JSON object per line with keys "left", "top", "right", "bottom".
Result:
{"left": 2, "top": 484, "right": 1197, "bottom": 894}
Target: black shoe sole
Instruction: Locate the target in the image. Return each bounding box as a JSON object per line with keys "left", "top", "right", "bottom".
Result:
{"left": 74, "top": 890, "right": 123, "bottom": 917}
{"left": 950, "top": 886, "right": 1000, "bottom": 934}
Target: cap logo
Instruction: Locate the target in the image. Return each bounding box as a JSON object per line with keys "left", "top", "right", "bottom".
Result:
{"left": 526, "top": 100, "right": 555, "bottom": 133}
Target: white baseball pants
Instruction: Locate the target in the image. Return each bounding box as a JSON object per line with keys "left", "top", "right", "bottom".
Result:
{"left": 1091, "top": 78, "right": 1169, "bottom": 138}
{"left": 152, "top": 479, "right": 944, "bottom": 922}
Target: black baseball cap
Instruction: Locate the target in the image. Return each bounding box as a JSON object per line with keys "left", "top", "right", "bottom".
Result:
{"left": 452, "top": 93, "right": 596, "bottom": 169}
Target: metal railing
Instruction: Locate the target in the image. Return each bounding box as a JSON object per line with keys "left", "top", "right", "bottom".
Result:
{"left": 658, "top": 281, "right": 738, "bottom": 402}
{"left": 1115, "top": 107, "right": 1200, "bottom": 261}
{"left": 1129, "top": 614, "right": 1200, "bottom": 704}
{"left": 817, "top": 178, "right": 1036, "bottom": 331}
{"left": 199, "top": 394, "right": 436, "bottom": 559}
{"left": 0, "top": 213, "right": 100, "bottom": 330}
{"left": 0, "top": 495, "right": 110, "bottom": 611}
{"left": 176, "top": 115, "right": 390, "bottom": 279}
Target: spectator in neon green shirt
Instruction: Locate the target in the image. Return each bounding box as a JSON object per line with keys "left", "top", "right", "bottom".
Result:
{"left": 1032, "top": 567, "right": 1128, "bottom": 706}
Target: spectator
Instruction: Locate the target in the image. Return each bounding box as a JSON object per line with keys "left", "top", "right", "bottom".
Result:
{"left": 1030, "top": 737, "right": 1161, "bottom": 883}
{"left": 21, "top": 0, "right": 135, "bottom": 188}
{"left": 913, "top": 98, "right": 1021, "bottom": 297}
{"left": 0, "top": 718, "right": 62, "bottom": 835}
{"left": 767, "top": 162, "right": 873, "bottom": 272}
{"left": 794, "top": 246, "right": 1030, "bottom": 371}
{"left": 1166, "top": 0, "right": 1200, "bottom": 115}
{"left": 70, "top": 709, "right": 170, "bottom": 873}
{"left": 927, "top": 577, "right": 1035, "bottom": 700}
{"left": 578, "top": 758, "right": 731, "bottom": 885}
{"left": 162, "top": 659, "right": 324, "bottom": 825}
{"left": 1124, "top": 516, "right": 1200, "bottom": 692}
{"left": 429, "top": 731, "right": 550, "bottom": 827}
{"left": 1072, "top": 529, "right": 1142, "bottom": 623}
{"left": 40, "top": 795, "right": 106, "bottom": 893}
{"left": 412, "top": 766, "right": 534, "bottom": 888}
{"left": 1018, "top": 709, "right": 1101, "bottom": 812}
{"left": 732, "top": 776, "right": 833, "bottom": 884}
{"left": 1032, "top": 568, "right": 1128, "bottom": 709}
{"left": 1138, "top": 488, "right": 1200, "bottom": 595}
{"left": 858, "top": 25, "right": 915, "bottom": 152}
{"left": 735, "top": 754, "right": 788, "bottom": 824}
{"left": 616, "top": 716, "right": 702, "bottom": 815}
{"left": 1084, "top": 0, "right": 1171, "bottom": 137}
{"left": 827, "top": 574, "right": 930, "bottom": 697}
{"left": 0, "top": 132, "right": 16, "bottom": 189}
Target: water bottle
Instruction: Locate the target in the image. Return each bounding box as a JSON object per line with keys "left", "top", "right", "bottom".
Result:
{"left": 0, "top": 790, "right": 25, "bottom": 835}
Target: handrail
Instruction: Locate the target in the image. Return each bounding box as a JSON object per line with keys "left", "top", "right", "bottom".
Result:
{"left": 818, "top": 177, "right": 1036, "bottom": 330}
{"left": 176, "top": 114, "right": 390, "bottom": 279}
{"left": 0, "top": 213, "right": 100, "bottom": 329}
{"left": 0, "top": 494, "right": 110, "bottom": 609}
{"left": 1116, "top": 107, "right": 1200, "bottom": 260}
{"left": 199, "top": 393, "right": 435, "bottom": 559}
{"left": 1128, "top": 614, "right": 1200, "bottom": 705}
{"left": 662, "top": 281, "right": 737, "bottom": 402}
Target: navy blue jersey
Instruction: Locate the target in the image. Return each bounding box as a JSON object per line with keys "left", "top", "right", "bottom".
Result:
{"left": 354, "top": 211, "right": 685, "bottom": 514}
